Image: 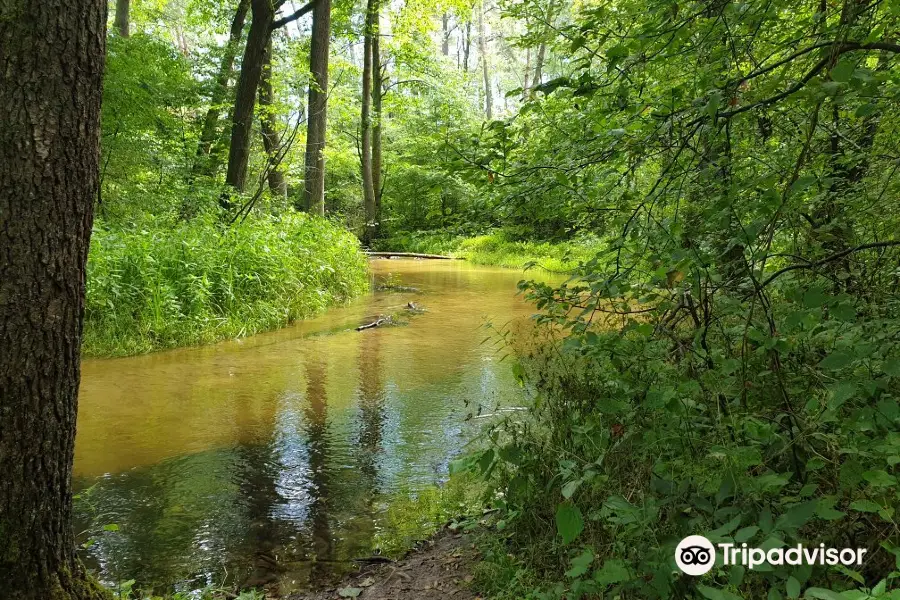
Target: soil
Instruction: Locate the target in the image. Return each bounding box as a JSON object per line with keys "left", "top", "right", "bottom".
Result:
{"left": 286, "top": 529, "right": 481, "bottom": 600}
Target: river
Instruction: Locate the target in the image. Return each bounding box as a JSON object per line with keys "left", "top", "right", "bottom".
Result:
{"left": 73, "top": 259, "right": 548, "bottom": 595}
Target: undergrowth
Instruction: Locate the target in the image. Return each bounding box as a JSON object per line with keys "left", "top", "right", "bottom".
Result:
{"left": 454, "top": 255, "right": 900, "bottom": 600}
{"left": 83, "top": 213, "right": 368, "bottom": 357}
{"left": 377, "top": 230, "right": 601, "bottom": 271}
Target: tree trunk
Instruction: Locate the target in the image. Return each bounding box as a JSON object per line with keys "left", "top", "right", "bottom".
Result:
{"left": 372, "top": 3, "right": 383, "bottom": 238}
{"left": 441, "top": 13, "right": 450, "bottom": 56}
{"left": 302, "top": 0, "right": 332, "bottom": 215}
{"left": 463, "top": 20, "right": 471, "bottom": 71}
{"left": 478, "top": 0, "right": 492, "bottom": 120}
{"left": 522, "top": 46, "right": 530, "bottom": 99}
{"left": 259, "top": 40, "right": 288, "bottom": 198}
{"left": 0, "top": 2, "right": 110, "bottom": 599}
{"left": 225, "top": 0, "right": 274, "bottom": 192}
{"left": 114, "top": 0, "right": 130, "bottom": 37}
{"left": 530, "top": 42, "right": 545, "bottom": 91}
{"left": 360, "top": 0, "right": 377, "bottom": 244}
{"left": 194, "top": 0, "right": 250, "bottom": 177}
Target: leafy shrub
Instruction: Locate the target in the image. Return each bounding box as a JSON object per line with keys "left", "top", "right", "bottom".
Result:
{"left": 457, "top": 256, "right": 900, "bottom": 599}
{"left": 84, "top": 213, "right": 368, "bottom": 356}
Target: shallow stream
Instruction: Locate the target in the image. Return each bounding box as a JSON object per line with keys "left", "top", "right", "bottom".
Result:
{"left": 73, "top": 259, "right": 548, "bottom": 594}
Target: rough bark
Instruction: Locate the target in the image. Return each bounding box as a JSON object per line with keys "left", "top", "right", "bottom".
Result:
{"left": 225, "top": 0, "right": 275, "bottom": 192}
{"left": 372, "top": 4, "right": 383, "bottom": 238}
{"left": 114, "top": 0, "right": 130, "bottom": 37}
{"left": 0, "top": 1, "right": 110, "bottom": 599}
{"left": 302, "top": 0, "right": 332, "bottom": 215}
{"left": 259, "top": 39, "right": 288, "bottom": 198}
{"left": 194, "top": 0, "right": 250, "bottom": 177}
{"left": 361, "top": 0, "right": 377, "bottom": 244}
{"left": 478, "top": 0, "right": 492, "bottom": 120}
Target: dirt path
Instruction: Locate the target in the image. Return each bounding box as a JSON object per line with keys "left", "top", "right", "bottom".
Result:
{"left": 286, "top": 530, "right": 480, "bottom": 600}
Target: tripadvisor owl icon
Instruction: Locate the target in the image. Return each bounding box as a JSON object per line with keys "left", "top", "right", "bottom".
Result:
{"left": 676, "top": 535, "right": 716, "bottom": 576}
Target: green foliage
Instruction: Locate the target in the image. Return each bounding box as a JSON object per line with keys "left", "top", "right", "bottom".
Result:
{"left": 371, "top": 474, "right": 485, "bottom": 557}
{"left": 379, "top": 229, "right": 601, "bottom": 270}
{"left": 84, "top": 213, "right": 368, "bottom": 356}
{"left": 445, "top": 0, "right": 900, "bottom": 598}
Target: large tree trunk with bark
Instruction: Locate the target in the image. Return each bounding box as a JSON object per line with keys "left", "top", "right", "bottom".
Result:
{"left": 0, "top": 1, "right": 110, "bottom": 599}
{"left": 115, "top": 0, "right": 130, "bottom": 37}
{"left": 477, "top": 0, "right": 492, "bottom": 120}
{"left": 259, "top": 40, "right": 288, "bottom": 198}
{"left": 194, "top": 0, "right": 250, "bottom": 177}
{"left": 302, "top": 0, "right": 332, "bottom": 215}
{"left": 372, "top": 3, "right": 383, "bottom": 238}
{"left": 226, "top": 0, "right": 275, "bottom": 192}
{"left": 360, "top": 0, "right": 377, "bottom": 244}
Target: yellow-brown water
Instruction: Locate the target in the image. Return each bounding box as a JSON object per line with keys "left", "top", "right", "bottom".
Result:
{"left": 73, "top": 259, "right": 549, "bottom": 593}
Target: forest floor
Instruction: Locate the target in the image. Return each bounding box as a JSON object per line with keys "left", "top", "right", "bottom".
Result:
{"left": 285, "top": 529, "right": 481, "bottom": 600}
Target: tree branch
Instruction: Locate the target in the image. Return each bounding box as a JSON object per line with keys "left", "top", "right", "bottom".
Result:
{"left": 760, "top": 241, "right": 900, "bottom": 288}
{"left": 271, "top": 0, "right": 317, "bottom": 30}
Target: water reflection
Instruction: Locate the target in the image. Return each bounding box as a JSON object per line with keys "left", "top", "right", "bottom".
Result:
{"left": 73, "top": 260, "right": 551, "bottom": 593}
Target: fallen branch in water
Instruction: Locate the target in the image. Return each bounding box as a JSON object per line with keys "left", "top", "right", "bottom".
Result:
{"left": 356, "top": 317, "right": 390, "bottom": 331}
{"left": 365, "top": 251, "right": 461, "bottom": 260}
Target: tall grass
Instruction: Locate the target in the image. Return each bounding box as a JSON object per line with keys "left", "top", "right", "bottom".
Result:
{"left": 84, "top": 214, "right": 368, "bottom": 357}
{"left": 378, "top": 230, "right": 601, "bottom": 271}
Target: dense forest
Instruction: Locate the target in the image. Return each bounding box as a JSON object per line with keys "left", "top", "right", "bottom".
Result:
{"left": 1, "top": 0, "right": 900, "bottom": 598}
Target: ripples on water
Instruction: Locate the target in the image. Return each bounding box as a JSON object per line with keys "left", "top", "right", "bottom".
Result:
{"left": 73, "top": 259, "right": 548, "bottom": 594}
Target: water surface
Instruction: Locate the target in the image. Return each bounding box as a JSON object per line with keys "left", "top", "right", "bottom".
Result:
{"left": 74, "top": 259, "right": 546, "bottom": 594}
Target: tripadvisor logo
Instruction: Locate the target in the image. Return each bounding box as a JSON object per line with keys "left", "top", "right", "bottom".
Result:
{"left": 675, "top": 535, "right": 868, "bottom": 576}
{"left": 676, "top": 535, "right": 716, "bottom": 575}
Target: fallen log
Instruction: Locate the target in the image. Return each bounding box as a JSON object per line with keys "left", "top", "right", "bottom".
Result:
{"left": 356, "top": 317, "right": 389, "bottom": 331}
{"left": 365, "top": 251, "right": 460, "bottom": 260}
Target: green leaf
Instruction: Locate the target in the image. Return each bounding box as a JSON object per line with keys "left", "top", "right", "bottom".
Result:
{"left": 562, "top": 479, "right": 581, "bottom": 499}
{"left": 830, "top": 301, "right": 856, "bottom": 321}
{"left": 594, "top": 558, "right": 629, "bottom": 585}
{"left": 827, "top": 382, "right": 857, "bottom": 410}
{"left": 338, "top": 588, "right": 362, "bottom": 598}
{"left": 556, "top": 502, "right": 584, "bottom": 544}
{"left": 816, "top": 505, "right": 845, "bottom": 521}
{"left": 883, "top": 359, "right": 900, "bottom": 377}
{"left": 830, "top": 60, "right": 856, "bottom": 83}
{"left": 791, "top": 175, "right": 817, "bottom": 194}
{"left": 102, "top": 523, "right": 120, "bottom": 532}
{"left": 477, "top": 448, "right": 495, "bottom": 474}
{"left": 855, "top": 103, "right": 878, "bottom": 118}
{"left": 863, "top": 470, "right": 897, "bottom": 487}
{"left": 787, "top": 576, "right": 801, "bottom": 599}
{"left": 849, "top": 499, "right": 881, "bottom": 513}
{"left": 566, "top": 549, "right": 594, "bottom": 578}
{"left": 498, "top": 444, "right": 523, "bottom": 465}
{"left": 734, "top": 526, "right": 759, "bottom": 543}
{"left": 819, "top": 352, "right": 852, "bottom": 370}
{"left": 698, "top": 584, "right": 744, "bottom": 600}
{"left": 803, "top": 288, "right": 828, "bottom": 308}
{"left": 804, "top": 588, "right": 846, "bottom": 600}
{"left": 777, "top": 500, "right": 818, "bottom": 530}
